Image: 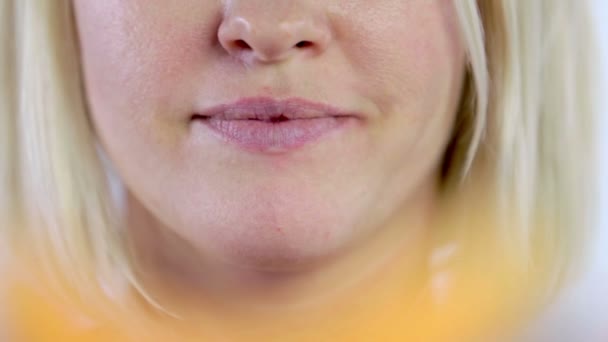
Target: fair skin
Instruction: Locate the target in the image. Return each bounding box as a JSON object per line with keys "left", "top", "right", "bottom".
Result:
{"left": 73, "top": 0, "right": 466, "bottom": 312}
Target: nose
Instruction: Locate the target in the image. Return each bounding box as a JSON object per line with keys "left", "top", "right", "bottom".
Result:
{"left": 217, "top": 2, "right": 332, "bottom": 64}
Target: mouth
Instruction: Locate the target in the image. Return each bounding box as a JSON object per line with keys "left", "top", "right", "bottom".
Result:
{"left": 191, "top": 97, "right": 361, "bottom": 153}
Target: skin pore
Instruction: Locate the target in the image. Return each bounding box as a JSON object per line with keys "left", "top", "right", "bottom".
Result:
{"left": 73, "top": 0, "right": 466, "bottom": 314}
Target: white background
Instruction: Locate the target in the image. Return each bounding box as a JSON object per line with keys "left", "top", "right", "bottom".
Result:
{"left": 595, "top": 1, "right": 608, "bottom": 269}
{"left": 591, "top": 0, "right": 608, "bottom": 333}
{"left": 589, "top": 0, "right": 607, "bottom": 320}
{"left": 526, "top": 2, "right": 608, "bottom": 341}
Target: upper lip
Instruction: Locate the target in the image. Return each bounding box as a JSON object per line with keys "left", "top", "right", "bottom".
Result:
{"left": 193, "top": 97, "right": 360, "bottom": 121}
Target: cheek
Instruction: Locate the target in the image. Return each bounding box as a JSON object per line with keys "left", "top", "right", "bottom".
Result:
{"left": 343, "top": 1, "right": 466, "bottom": 180}
{"left": 74, "top": 1, "right": 225, "bottom": 175}
{"left": 74, "top": 1, "right": 218, "bottom": 119}
{"left": 338, "top": 0, "right": 465, "bottom": 115}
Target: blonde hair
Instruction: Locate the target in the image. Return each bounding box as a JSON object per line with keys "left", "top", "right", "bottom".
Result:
{"left": 0, "top": 0, "right": 599, "bottom": 304}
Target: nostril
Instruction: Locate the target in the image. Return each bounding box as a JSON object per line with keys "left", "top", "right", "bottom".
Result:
{"left": 234, "top": 39, "right": 252, "bottom": 50}
{"left": 295, "top": 41, "right": 313, "bottom": 48}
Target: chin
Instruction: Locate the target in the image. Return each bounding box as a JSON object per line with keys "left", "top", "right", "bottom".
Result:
{"left": 177, "top": 202, "right": 354, "bottom": 273}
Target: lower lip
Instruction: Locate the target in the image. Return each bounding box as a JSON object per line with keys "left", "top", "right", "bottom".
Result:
{"left": 193, "top": 116, "right": 354, "bottom": 152}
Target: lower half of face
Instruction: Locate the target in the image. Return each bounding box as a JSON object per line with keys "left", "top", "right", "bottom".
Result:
{"left": 75, "top": 0, "right": 466, "bottom": 271}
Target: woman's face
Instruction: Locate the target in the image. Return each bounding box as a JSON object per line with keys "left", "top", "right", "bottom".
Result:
{"left": 73, "top": 0, "right": 466, "bottom": 270}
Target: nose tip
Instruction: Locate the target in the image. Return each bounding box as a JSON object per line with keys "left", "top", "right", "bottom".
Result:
{"left": 218, "top": 15, "right": 331, "bottom": 64}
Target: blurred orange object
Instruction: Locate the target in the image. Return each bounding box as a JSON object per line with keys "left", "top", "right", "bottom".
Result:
{"left": 4, "top": 240, "right": 538, "bottom": 341}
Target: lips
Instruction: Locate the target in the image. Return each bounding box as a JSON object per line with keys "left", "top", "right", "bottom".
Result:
{"left": 192, "top": 97, "right": 360, "bottom": 152}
